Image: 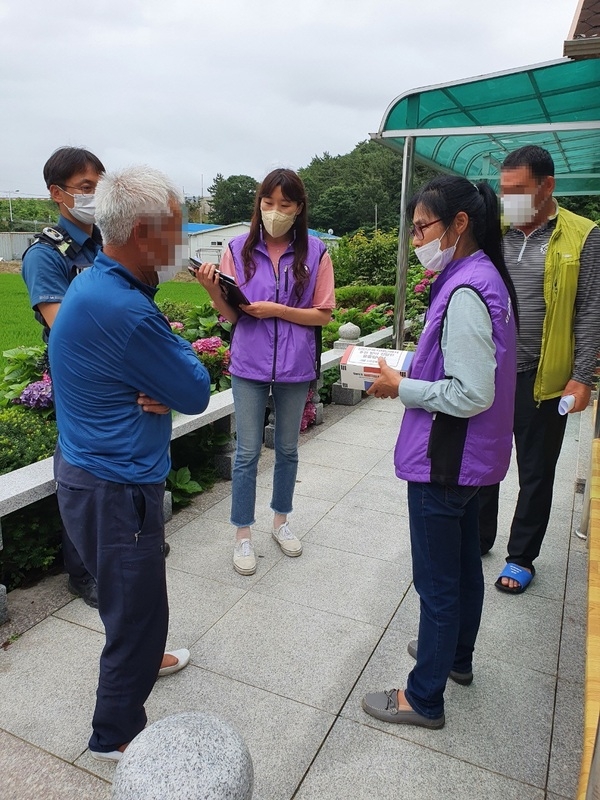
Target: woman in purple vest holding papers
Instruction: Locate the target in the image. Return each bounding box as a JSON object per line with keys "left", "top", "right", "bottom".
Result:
{"left": 195, "top": 169, "right": 335, "bottom": 576}
{"left": 361, "top": 175, "right": 518, "bottom": 729}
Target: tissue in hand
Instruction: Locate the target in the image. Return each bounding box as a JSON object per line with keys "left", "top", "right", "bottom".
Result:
{"left": 558, "top": 395, "right": 575, "bottom": 415}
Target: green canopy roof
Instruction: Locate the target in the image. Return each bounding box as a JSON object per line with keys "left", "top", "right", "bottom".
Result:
{"left": 371, "top": 58, "right": 600, "bottom": 195}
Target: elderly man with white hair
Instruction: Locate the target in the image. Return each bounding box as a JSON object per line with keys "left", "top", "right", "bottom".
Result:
{"left": 49, "top": 166, "right": 211, "bottom": 762}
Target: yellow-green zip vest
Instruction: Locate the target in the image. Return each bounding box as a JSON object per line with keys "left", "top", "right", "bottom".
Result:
{"left": 534, "top": 207, "right": 596, "bottom": 401}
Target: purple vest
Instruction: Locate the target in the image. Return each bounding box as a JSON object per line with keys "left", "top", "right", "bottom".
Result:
{"left": 395, "top": 251, "right": 517, "bottom": 486}
{"left": 228, "top": 233, "right": 326, "bottom": 383}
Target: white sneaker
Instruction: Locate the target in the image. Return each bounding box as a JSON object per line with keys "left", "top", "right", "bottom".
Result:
{"left": 233, "top": 538, "right": 257, "bottom": 575}
{"left": 90, "top": 748, "right": 124, "bottom": 762}
{"left": 158, "top": 648, "right": 190, "bottom": 677}
{"left": 272, "top": 522, "right": 302, "bottom": 557}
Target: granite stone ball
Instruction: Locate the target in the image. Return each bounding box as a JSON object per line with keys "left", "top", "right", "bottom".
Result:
{"left": 112, "top": 712, "right": 253, "bottom": 800}
{"left": 338, "top": 321, "right": 361, "bottom": 341}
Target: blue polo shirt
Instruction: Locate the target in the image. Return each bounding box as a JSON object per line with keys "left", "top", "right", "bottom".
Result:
{"left": 49, "top": 251, "right": 211, "bottom": 484}
{"left": 21, "top": 215, "right": 102, "bottom": 318}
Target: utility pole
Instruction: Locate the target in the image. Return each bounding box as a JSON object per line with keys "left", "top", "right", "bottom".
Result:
{"left": 200, "top": 174, "right": 204, "bottom": 223}
{"left": 375, "top": 203, "right": 378, "bottom": 233}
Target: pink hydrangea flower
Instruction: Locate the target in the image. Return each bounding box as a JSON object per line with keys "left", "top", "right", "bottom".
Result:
{"left": 300, "top": 390, "right": 317, "bottom": 431}
{"left": 414, "top": 284, "right": 426, "bottom": 294}
{"left": 170, "top": 321, "right": 184, "bottom": 331}
{"left": 192, "top": 337, "right": 224, "bottom": 354}
{"left": 365, "top": 304, "right": 378, "bottom": 313}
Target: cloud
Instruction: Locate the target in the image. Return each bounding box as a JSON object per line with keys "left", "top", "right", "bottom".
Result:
{"left": 0, "top": 0, "right": 577, "bottom": 196}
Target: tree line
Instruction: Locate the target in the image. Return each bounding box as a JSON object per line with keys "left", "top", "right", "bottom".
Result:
{"left": 199, "top": 141, "right": 437, "bottom": 235}
{"left": 3, "top": 145, "right": 599, "bottom": 237}
{"left": 199, "top": 141, "right": 600, "bottom": 235}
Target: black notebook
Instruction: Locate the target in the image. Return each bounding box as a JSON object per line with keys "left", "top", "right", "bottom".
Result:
{"left": 215, "top": 270, "right": 250, "bottom": 308}
{"left": 189, "top": 258, "right": 249, "bottom": 308}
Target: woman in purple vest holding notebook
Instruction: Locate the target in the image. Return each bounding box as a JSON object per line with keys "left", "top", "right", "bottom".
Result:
{"left": 361, "top": 175, "right": 518, "bottom": 729}
{"left": 195, "top": 169, "right": 335, "bottom": 576}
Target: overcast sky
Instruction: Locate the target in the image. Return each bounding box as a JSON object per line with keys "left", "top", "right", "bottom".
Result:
{"left": 0, "top": 0, "right": 576, "bottom": 198}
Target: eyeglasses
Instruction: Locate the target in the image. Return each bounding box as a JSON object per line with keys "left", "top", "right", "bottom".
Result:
{"left": 409, "top": 218, "right": 442, "bottom": 240}
{"left": 58, "top": 184, "right": 96, "bottom": 194}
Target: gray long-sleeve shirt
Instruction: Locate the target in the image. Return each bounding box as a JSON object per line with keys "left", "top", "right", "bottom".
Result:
{"left": 503, "top": 210, "right": 600, "bottom": 385}
{"left": 399, "top": 286, "right": 496, "bottom": 418}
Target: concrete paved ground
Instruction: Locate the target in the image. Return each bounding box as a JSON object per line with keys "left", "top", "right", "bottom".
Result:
{"left": 0, "top": 396, "right": 587, "bottom": 799}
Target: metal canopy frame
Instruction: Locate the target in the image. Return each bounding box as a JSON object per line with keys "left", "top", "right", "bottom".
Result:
{"left": 370, "top": 57, "right": 600, "bottom": 344}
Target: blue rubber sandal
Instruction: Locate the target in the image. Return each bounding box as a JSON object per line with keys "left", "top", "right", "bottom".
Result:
{"left": 495, "top": 563, "right": 535, "bottom": 594}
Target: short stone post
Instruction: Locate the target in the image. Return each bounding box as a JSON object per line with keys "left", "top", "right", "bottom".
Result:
{"left": 264, "top": 378, "right": 323, "bottom": 449}
{"left": 331, "top": 322, "right": 364, "bottom": 406}
{"left": 213, "top": 413, "right": 236, "bottom": 480}
{"left": 309, "top": 377, "right": 324, "bottom": 426}
{"left": 112, "top": 711, "right": 254, "bottom": 800}
{"left": 264, "top": 395, "right": 276, "bottom": 450}
{"left": 162, "top": 491, "right": 173, "bottom": 524}
{"left": 0, "top": 522, "right": 8, "bottom": 625}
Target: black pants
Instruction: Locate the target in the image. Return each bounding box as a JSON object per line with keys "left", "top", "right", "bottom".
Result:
{"left": 479, "top": 368, "right": 568, "bottom": 569}
{"left": 54, "top": 447, "right": 168, "bottom": 752}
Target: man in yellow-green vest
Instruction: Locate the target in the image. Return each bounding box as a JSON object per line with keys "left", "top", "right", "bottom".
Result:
{"left": 479, "top": 145, "right": 600, "bottom": 593}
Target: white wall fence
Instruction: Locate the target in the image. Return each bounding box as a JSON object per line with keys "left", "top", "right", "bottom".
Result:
{"left": 0, "top": 233, "right": 35, "bottom": 261}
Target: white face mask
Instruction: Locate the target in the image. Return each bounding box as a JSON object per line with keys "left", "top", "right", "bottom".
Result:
{"left": 501, "top": 193, "right": 537, "bottom": 227}
{"left": 414, "top": 228, "right": 460, "bottom": 273}
{"left": 62, "top": 190, "right": 96, "bottom": 225}
{"left": 261, "top": 209, "right": 296, "bottom": 238}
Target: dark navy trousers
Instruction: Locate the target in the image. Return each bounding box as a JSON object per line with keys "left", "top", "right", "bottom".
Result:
{"left": 478, "top": 367, "right": 568, "bottom": 567}
{"left": 61, "top": 523, "right": 92, "bottom": 580}
{"left": 405, "top": 481, "right": 483, "bottom": 720}
{"left": 54, "top": 447, "right": 168, "bottom": 752}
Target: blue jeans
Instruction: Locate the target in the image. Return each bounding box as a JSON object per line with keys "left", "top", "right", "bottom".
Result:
{"left": 404, "top": 481, "right": 483, "bottom": 720}
{"left": 230, "top": 375, "right": 310, "bottom": 527}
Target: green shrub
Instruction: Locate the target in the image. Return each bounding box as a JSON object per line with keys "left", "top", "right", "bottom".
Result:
{"left": 0, "top": 406, "right": 57, "bottom": 475}
{"left": 169, "top": 425, "right": 230, "bottom": 506}
{"left": 166, "top": 466, "right": 203, "bottom": 507}
{"left": 332, "top": 229, "right": 400, "bottom": 286}
{"left": 323, "top": 302, "right": 394, "bottom": 350}
{"left": 318, "top": 366, "right": 341, "bottom": 405}
{"left": 334, "top": 285, "right": 395, "bottom": 308}
{"left": 181, "top": 303, "right": 232, "bottom": 344}
{"left": 0, "top": 345, "right": 48, "bottom": 407}
{"left": 0, "top": 496, "right": 63, "bottom": 590}
{"left": 0, "top": 405, "right": 62, "bottom": 590}
{"left": 156, "top": 298, "right": 196, "bottom": 324}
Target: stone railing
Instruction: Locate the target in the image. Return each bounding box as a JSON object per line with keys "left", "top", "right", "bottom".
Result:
{"left": 0, "top": 325, "right": 394, "bottom": 625}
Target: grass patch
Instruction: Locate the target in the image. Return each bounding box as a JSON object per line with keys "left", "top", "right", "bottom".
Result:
{"left": 156, "top": 280, "right": 211, "bottom": 305}
{"left": 1, "top": 274, "right": 212, "bottom": 370}
{"left": 1, "top": 275, "right": 41, "bottom": 368}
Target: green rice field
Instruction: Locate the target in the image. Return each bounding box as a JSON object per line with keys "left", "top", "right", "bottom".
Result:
{"left": 1, "top": 273, "right": 210, "bottom": 369}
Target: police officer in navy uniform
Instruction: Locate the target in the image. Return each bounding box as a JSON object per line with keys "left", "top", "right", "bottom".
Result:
{"left": 22, "top": 147, "right": 105, "bottom": 607}
{"left": 22, "top": 147, "right": 172, "bottom": 607}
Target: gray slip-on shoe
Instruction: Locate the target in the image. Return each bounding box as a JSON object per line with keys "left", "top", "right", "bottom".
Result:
{"left": 407, "top": 639, "right": 473, "bottom": 686}
{"left": 361, "top": 689, "right": 445, "bottom": 729}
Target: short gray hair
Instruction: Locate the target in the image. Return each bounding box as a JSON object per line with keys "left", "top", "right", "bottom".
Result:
{"left": 95, "top": 166, "right": 183, "bottom": 245}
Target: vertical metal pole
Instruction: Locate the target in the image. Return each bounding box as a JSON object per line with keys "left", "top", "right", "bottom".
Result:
{"left": 393, "top": 136, "right": 415, "bottom": 348}
{"left": 8, "top": 193, "right": 13, "bottom": 224}
{"left": 577, "top": 399, "right": 600, "bottom": 541}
